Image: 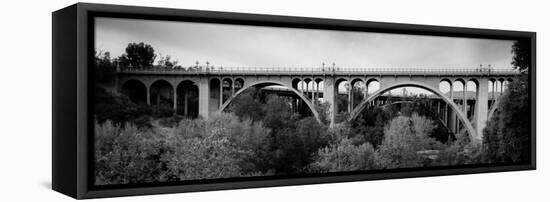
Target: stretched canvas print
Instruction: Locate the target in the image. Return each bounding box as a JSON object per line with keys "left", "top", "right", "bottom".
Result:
{"left": 93, "top": 17, "right": 531, "bottom": 185}
{"left": 52, "top": 3, "right": 535, "bottom": 199}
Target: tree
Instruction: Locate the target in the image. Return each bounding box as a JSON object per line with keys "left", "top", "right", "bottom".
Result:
{"left": 310, "top": 138, "right": 376, "bottom": 172}
{"left": 94, "top": 87, "right": 174, "bottom": 128}
{"left": 118, "top": 42, "right": 157, "bottom": 68}
{"left": 483, "top": 78, "right": 530, "bottom": 163}
{"left": 163, "top": 113, "right": 272, "bottom": 181}
{"left": 261, "top": 95, "right": 297, "bottom": 132}
{"left": 375, "top": 114, "right": 439, "bottom": 169}
{"left": 483, "top": 39, "right": 531, "bottom": 163}
{"left": 435, "top": 132, "right": 483, "bottom": 166}
{"left": 511, "top": 40, "right": 531, "bottom": 73}
{"left": 271, "top": 117, "right": 330, "bottom": 174}
{"left": 94, "top": 112, "right": 274, "bottom": 185}
{"left": 94, "top": 121, "right": 167, "bottom": 185}
{"left": 157, "top": 54, "right": 180, "bottom": 69}
{"left": 335, "top": 93, "right": 348, "bottom": 114}
{"left": 315, "top": 102, "right": 331, "bottom": 125}
{"left": 351, "top": 87, "right": 364, "bottom": 108}
{"left": 94, "top": 51, "right": 116, "bottom": 83}
{"left": 350, "top": 107, "right": 390, "bottom": 148}
{"left": 227, "top": 88, "right": 266, "bottom": 122}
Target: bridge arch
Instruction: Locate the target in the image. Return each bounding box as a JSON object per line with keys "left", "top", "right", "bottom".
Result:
{"left": 176, "top": 80, "right": 199, "bottom": 118}
{"left": 121, "top": 79, "right": 147, "bottom": 105}
{"left": 313, "top": 77, "right": 325, "bottom": 83}
{"left": 440, "top": 78, "right": 452, "bottom": 84}
{"left": 291, "top": 78, "right": 302, "bottom": 96}
{"left": 234, "top": 78, "right": 245, "bottom": 91}
{"left": 303, "top": 78, "right": 314, "bottom": 96}
{"left": 149, "top": 79, "right": 174, "bottom": 107}
{"left": 366, "top": 78, "right": 380, "bottom": 91}
{"left": 222, "top": 78, "right": 234, "bottom": 102}
{"left": 218, "top": 80, "right": 321, "bottom": 123}
{"left": 221, "top": 77, "right": 233, "bottom": 82}
{"left": 350, "top": 77, "right": 365, "bottom": 85}
{"left": 454, "top": 78, "right": 466, "bottom": 86}
{"left": 349, "top": 81, "right": 477, "bottom": 141}
{"left": 366, "top": 78, "right": 380, "bottom": 84}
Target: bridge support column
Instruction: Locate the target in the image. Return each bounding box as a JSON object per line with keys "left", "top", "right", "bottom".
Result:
{"left": 364, "top": 83, "right": 368, "bottom": 99}
{"left": 219, "top": 80, "right": 223, "bottom": 109}
{"left": 492, "top": 81, "right": 497, "bottom": 100}
{"left": 231, "top": 80, "right": 235, "bottom": 96}
{"left": 173, "top": 87, "right": 177, "bottom": 111}
{"left": 447, "top": 106, "right": 456, "bottom": 133}
{"left": 463, "top": 84, "right": 467, "bottom": 114}
{"left": 348, "top": 86, "right": 352, "bottom": 113}
{"left": 323, "top": 77, "right": 336, "bottom": 126}
{"left": 314, "top": 82, "right": 318, "bottom": 104}
{"left": 198, "top": 78, "right": 210, "bottom": 119}
{"left": 436, "top": 100, "right": 441, "bottom": 116}
{"left": 183, "top": 89, "right": 188, "bottom": 116}
{"left": 146, "top": 85, "right": 151, "bottom": 105}
{"left": 474, "top": 78, "right": 489, "bottom": 142}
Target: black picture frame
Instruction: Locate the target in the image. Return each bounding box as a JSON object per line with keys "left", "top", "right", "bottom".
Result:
{"left": 52, "top": 3, "right": 536, "bottom": 199}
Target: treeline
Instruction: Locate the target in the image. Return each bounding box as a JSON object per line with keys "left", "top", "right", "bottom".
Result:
{"left": 95, "top": 42, "right": 228, "bottom": 86}
{"left": 95, "top": 88, "right": 483, "bottom": 185}
{"left": 482, "top": 40, "right": 531, "bottom": 164}
{"left": 482, "top": 74, "right": 530, "bottom": 163}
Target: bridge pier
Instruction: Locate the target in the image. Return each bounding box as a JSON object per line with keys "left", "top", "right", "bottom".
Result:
{"left": 173, "top": 89, "right": 177, "bottom": 111}
{"left": 447, "top": 106, "right": 456, "bottom": 133}
{"left": 198, "top": 78, "right": 210, "bottom": 119}
{"left": 474, "top": 78, "right": 489, "bottom": 142}
{"left": 348, "top": 85, "right": 352, "bottom": 113}
{"left": 146, "top": 85, "right": 151, "bottom": 105}
{"left": 323, "top": 77, "right": 336, "bottom": 126}
{"left": 219, "top": 79, "right": 223, "bottom": 109}
{"left": 183, "top": 89, "right": 188, "bottom": 116}
{"left": 462, "top": 83, "right": 467, "bottom": 113}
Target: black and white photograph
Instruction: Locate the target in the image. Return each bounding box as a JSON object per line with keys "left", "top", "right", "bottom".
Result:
{"left": 3, "top": 0, "right": 550, "bottom": 201}
{"left": 93, "top": 16, "right": 532, "bottom": 186}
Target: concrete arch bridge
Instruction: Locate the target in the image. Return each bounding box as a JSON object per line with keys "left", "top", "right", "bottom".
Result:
{"left": 114, "top": 66, "right": 519, "bottom": 143}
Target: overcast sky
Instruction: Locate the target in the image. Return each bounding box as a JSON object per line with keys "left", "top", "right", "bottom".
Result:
{"left": 95, "top": 17, "right": 515, "bottom": 94}
{"left": 95, "top": 17, "right": 515, "bottom": 70}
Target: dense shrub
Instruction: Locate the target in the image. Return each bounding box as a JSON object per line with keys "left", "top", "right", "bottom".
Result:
{"left": 226, "top": 89, "right": 331, "bottom": 174}
{"left": 94, "top": 87, "right": 175, "bottom": 128}
{"left": 160, "top": 129, "right": 247, "bottom": 181}
{"left": 227, "top": 88, "right": 266, "bottom": 122}
{"left": 94, "top": 121, "right": 167, "bottom": 185}
{"left": 94, "top": 113, "right": 272, "bottom": 184}
{"left": 261, "top": 95, "right": 299, "bottom": 132}
{"left": 350, "top": 107, "right": 391, "bottom": 148}
{"left": 94, "top": 51, "right": 117, "bottom": 84}
{"left": 375, "top": 114, "right": 440, "bottom": 169}
{"left": 270, "top": 117, "right": 331, "bottom": 174}
{"left": 435, "top": 132, "right": 483, "bottom": 166}
{"left": 310, "top": 138, "right": 376, "bottom": 172}
{"left": 315, "top": 102, "right": 331, "bottom": 125}
{"left": 483, "top": 40, "right": 530, "bottom": 163}
{"left": 483, "top": 76, "right": 530, "bottom": 163}
{"left": 161, "top": 113, "right": 272, "bottom": 180}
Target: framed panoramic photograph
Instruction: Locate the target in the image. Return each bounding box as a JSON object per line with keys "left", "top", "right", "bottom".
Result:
{"left": 52, "top": 3, "right": 536, "bottom": 199}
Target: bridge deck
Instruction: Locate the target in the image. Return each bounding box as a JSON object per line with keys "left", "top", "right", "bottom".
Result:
{"left": 118, "top": 67, "right": 520, "bottom": 77}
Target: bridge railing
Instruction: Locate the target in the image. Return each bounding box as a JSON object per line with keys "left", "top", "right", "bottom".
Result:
{"left": 118, "top": 66, "right": 520, "bottom": 75}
